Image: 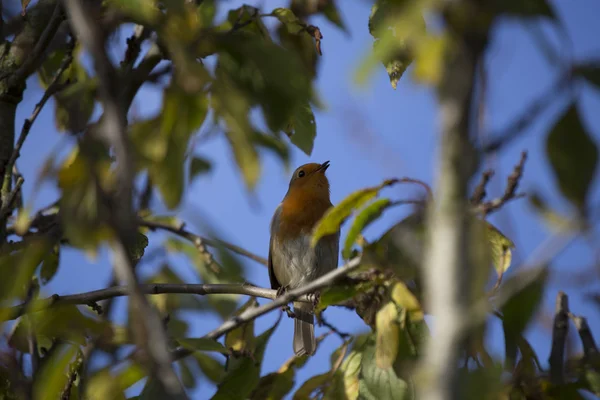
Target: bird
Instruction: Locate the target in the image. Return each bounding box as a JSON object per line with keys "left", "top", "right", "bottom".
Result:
{"left": 268, "top": 161, "right": 340, "bottom": 356}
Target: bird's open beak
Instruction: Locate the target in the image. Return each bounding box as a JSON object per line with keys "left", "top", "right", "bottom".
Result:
{"left": 318, "top": 160, "right": 330, "bottom": 172}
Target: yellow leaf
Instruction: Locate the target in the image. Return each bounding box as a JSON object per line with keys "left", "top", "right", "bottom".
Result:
{"left": 413, "top": 34, "right": 448, "bottom": 85}
{"left": 391, "top": 281, "right": 424, "bottom": 321}
{"left": 375, "top": 301, "right": 399, "bottom": 369}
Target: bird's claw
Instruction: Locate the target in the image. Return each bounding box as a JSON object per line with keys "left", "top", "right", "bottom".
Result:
{"left": 282, "top": 304, "right": 296, "bottom": 319}
{"left": 311, "top": 292, "right": 321, "bottom": 308}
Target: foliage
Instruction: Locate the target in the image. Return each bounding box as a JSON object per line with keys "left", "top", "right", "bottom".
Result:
{"left": 0, "top": 0, "right": 598, "bottom": 399}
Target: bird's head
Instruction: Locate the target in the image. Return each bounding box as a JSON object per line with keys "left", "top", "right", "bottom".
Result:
{"left": 285, "top": 161, "right": 331, "bottom": 201}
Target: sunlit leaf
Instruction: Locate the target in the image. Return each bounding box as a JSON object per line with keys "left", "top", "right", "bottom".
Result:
{"left": 546, "top": 103, "right": 598, "bottom": 212}
{"left": 343, "top": 198, "right": 393, "bottom": 259}
{"left": 316, "top": 283, "right": 360, "bottom": 312}
{"left": 391, "top": 282, "right": 423, "bottom": 321}
{"left": 412, "top": 34, "right": 448, "bottom": 85}
{"left": 224, "top": 298, "right": 258, "bottom": 352}
{"left": 312, "top": 179, "right": 398, "bottom": 247}
{"left": 484, "top": 221, "right": 515, "bottom": 277}
{"left": 375, "top": 302, "right": 400, "bottom": 369}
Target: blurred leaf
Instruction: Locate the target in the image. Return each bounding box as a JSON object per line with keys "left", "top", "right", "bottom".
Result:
{"left": 574, "top": 64, "right": 600, "bottom": 90}
{"left": 129, "top": 232, "right": 149, "bottom": 264}
{"left": 312, "top": 179, "right": 398, "bottom": 246}
{"left": 322, "top": 0, "right": 348, "bottom": 32}
{"left": 177, "top": 338, "right": 228, "bottom": 354}
{"left": 584, "top": 370, "right": 600, "bottom": 395}
{"left": 412, "top": 34, "right": 448, "bottom": 85}
{"left": 376, "top": 302, "right": 400, "bottom": 369}
{"left": 316, "top": 283, "right": 360, "bottom": 312}
{"left": 276, "top": 14, "right": 318, "bottom": 78}
{"left": 32, "top": 344, "right": 79, "bottom": 400}
{"left": 457, "top": 362, "right": 504, "bottom": 400}
{"left": 484, "top": 221, "right": 515, "bottom": 277}
{"left": 213, "top": 316, "right": 280, "bottom": 400}
{"left": 250, "top": 369, "right": 295, "bottom": 400}
{"left": 496, "top": 0, "right": 556, "bottom": 19}
{"left": 179, "top": 360, "right": 196, "bottom": 389}
{"left": 224, "top": 298, "right": 258, "bottom": 352}
{"left": 360, "top": 1, "right": 426, "bottom": 89}
{"left": 501, "top": 268, "right": 548, "bottom": 338}
{"left": 252, "top": 131, "right": 291, "bottom": 166}
{"left": 360, "top": 336, "right": 410, "bottom": 400}
{"left": 193, "top": 353, "right": 225, "bottom": 383}
{"left": 107, "top": 0, "right": 160, "bottom": 24}
{"left": 285, "top": 102, "right": 317, "bottom": 156}
{"left": 546, "top": 103, "right": 598, "bottom": 212}
{"left": 198, "top": 0, "right": 217, "bottom": 27}
{"left": 294, "top": 373, "right": 330, "bottom": 399}
{"left": 133, "top": 87, "right": 209, "bottom": 209}
{"left": 343, "top": 198, "right": 393, "bottom": 259}
{"left": 391, "top": 282, "right": 423, "bottom": 321}
{"left": 138, "top": 377, "right": 186, "bottom": 400}
{"left": 189, "top": 156, "right": 212, "bottom": 181}
{"left": 529, "top": 191, "right": 572, "bottom": 231}
{"left": 39, "top": 244, "right": 60, "bottom": 285}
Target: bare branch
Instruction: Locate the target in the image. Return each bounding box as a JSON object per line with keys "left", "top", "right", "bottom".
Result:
{"left": 549, "top": 291, "right": 569, "bottom": 384}
{"left": 4, "top": 283, "right": 315, "bottom": 321}
{"left": 470, "top": 169, "right": 494, "bottom": 205}
{"left": 570, "top": 314, "right": 599, "bottom": 363}
{"left": 140, "top": 218, "right": 269, "bottom": 266}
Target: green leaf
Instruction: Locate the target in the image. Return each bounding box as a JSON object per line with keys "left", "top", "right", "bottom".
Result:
{"left": 107, "top": 0, "right": 160, "bottom": 23}
{"left": 500, "top": 268, "right": 548, "bottom": 337}
{"left": 179, "top": 360, "right": 196, "bottom": 389}
{"left": 391, "top": 282, "right": 424, "bottom": 321}
{"left": 177, "top": 338, "right": 228, "bottom": 354}
{"left": 312, "top": 179, "right": 399, "bottom": 247}
{"left": 213, "top": 316, "right": 280, "bottom": 400}
{"left": 129, "top": 232, "right": 149, "bottom": 264}
{"left": 133, "top": 87, "right": 209, "bottom": 209}
{"left": 138, "top": 377, "right": 186, "bottom": 400}
{"left": 584, "top": 370, "right": 600, "bottom": 395}
{"left": 193, "top": 353, "right": 225, "bottom": 383}
{"left": 285, "top": 102, "right": 317, "bottom": 156}
{"left": 32, "top": 344, "right": 79, "bottom": 400}
{"left": 189, "top": 156, "right": 212, "bottom": 181}
{"left": 224, "top": 298, "right": 258, "bottom": 353}
{"left": 375, "top": 302, "right": 400, "bottom": 369}
{"left": 39, "top": 244, "right": 60, "bottom": 285}
{"left": 293, "top": 373, "right": 331, "bottom": 399}
{"left": 322, "top": 0, "right": 348, "bottom": 33}
{"left": 574, "top": 64, "right": 600, "bottom": 90}
{"left": 343, "top": 198, "right": 393, "bottom": 259}
{"left": 360, "top": 337, "right": 410, "bottom": 400}
{"left": 252, "top": 131, "right": 290, "bottom": 166}
{"left": 546, "top": 103, "right": 598, "bottom": 212}
{"left": 250, "top": 370, "right": 295, "bottom": 400}
{"left": 497, "top": 0, "right": 556, "bottom": 19}
{"left": 316, "top": 283, "right": 360, "bottom": 312}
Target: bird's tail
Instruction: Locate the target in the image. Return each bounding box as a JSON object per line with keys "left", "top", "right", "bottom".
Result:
{"left": 293, "top": 301, "right": 315, "bottom": 356}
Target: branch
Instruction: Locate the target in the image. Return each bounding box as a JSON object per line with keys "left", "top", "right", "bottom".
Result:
{"left": 4, "top": 283, "right": 313, "bottom": 321}
{"left": 63, "top": 0, "right": 184, "bottom": 396}
{"left": 549, "top": 291, "right": 569, "bottom": 384}
{"left": 140, "top": 218, "right": 269, "bottom": 266}
{"left": 570, "top": 314, "right": 599, "bottom": 363}
{"left": 172, "top": 256, "right": 363, "bottom": 360}
{"left": 475, "top": 151, "right": 528, "bottom": 216}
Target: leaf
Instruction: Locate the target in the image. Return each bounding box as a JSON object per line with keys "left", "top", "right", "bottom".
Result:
{"left": 375, "top": 302, "right": 400, "bottom": 369}
{"left": 129, "top": 232, "right": 149, "bottom": 264}
{"left": 193, "top": 353, "right": 225, "bottom": 383}
{"left": 584, "top": 370, "right": 600, "bottom": 395}
{"left": 250, "top": 370, "right": 295, "bottom": 400}
{"left": 322, "top": 0, "right": 348, "bottom": 33}
{"left": 412, "top": 34, "right": 448, "bottom": 85}
{"left": 293, "top": 373, "right": 330, "bottom": 399}
{"left": 177, "top": 338, "right": 228, "bottom": 354}
{"left": 484, "top": 221, "right": 515, "bottom": 277}
{"left": 32, "top": 344, "right": 79, "bottom": 400}
{"left": 252, "top": 131, "right": 290, "bottom": 166}
{"left": 189, "top": 156, "right": 212, "bottom": 180}
{"left": 39, "top": 244, "right": 60, "bottom": 285}
{"left": 497, "top": 0, "right": 556, "bottom": 19}
{"left": 546, "top": 103, "right": 598, "bottom": 212}
{"left": 391, "top": 282, "right": 423, "bottom": 321}
{"left": 107, "top": 0, "right": 160, "bottom": 24}
{"left": 500, "top": 268, "right": 548, "bottom": 337}
{"left": 285, "top": 102, "right": 317, "bottom": 156}
{"left": 343, "top": 198, "right": 393, "bottom": 259}
{"left": 213, "top": 317, "right": 280, "bottom": 400}
{"left": 360, "top": 337, "right": 410, "bottom": 400}
{"left": 312, "top": 179, "right": 398, "bottom": 247}
{"left": 575, "top": 64, "right": 600, "bottom": 90}
{"left": 316, "top": 284, "right": 360, "bottom": 312}
{"left": 224, "top": 298, "right": 258, "bottom": 352}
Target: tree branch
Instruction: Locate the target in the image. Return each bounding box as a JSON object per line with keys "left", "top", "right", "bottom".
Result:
{"left": 140, "top": 218, "right": 269, "bottom": 266}
{"left": 570, "top": 314, "right": 599, "bottom": 363}
{"left": 549, "top": 291, "right": 569, "bottom": 384}
{"left": 172, "top": 256, "right": 363, "bottom": 360}
{"left": 4, "top": 283, "right": 314, "bottom": 321}
{"left": 63, "top": 0, "right": 185, "bottom": 396}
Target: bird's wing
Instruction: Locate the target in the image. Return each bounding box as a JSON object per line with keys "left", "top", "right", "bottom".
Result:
{"left": 268, "top": 203, "right": 283, "bottom": 290}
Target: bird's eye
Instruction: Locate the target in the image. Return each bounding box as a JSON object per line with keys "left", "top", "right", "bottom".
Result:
{"left": 298, "top": 170, "right": 305, "bottom": 178}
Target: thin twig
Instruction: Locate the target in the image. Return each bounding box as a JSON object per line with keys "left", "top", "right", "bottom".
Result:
{"left": 470, "top": 170, "right": 494, "bottom": 205}
{"left": 4, "top": 283, "right": 314, "bottom": 321}
{"left": 570, "top": 314, "right": 599, "bottom": 363}
{"left": 549, "top": 291, "right": 569, "bottom": 384}
{"left": 172, "top": 256, "right": 362, "bottom": 360}
{"left": 140, "top": 218, "right": 268, "bottom": 266}
{"left": 0, "top": 175, "right": 23, "bottom": 218}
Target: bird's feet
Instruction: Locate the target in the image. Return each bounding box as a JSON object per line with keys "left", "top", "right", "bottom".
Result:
{"left": 275, "top": 286, "right": 295, "bottom": 318}
{"left": 310, "top": 292, "right": 321, "bottom": 308}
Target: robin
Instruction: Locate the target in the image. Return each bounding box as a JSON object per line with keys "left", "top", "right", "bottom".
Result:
{"left": 268, "top": 161, "right": 340, "bottom": 356}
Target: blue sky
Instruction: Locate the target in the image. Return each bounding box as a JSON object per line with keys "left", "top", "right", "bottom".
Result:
{"left": 11, "top": 0, "right": 600, "bottom": 398}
